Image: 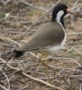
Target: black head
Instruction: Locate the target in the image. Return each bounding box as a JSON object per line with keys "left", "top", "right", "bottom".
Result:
{"left": 51, "top": 4, "right": 68, "bottom": 21}
{"left": 51, "top": 4, "right": 68, "bottom": 26}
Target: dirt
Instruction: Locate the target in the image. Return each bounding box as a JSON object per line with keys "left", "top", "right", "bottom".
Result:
{"left": 0, "top": 0, "right": 82, "bottom": 90}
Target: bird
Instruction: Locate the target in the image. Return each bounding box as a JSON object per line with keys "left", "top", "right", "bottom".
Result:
{"left": 4, "top": 4, "right": 71, "bottom": 59}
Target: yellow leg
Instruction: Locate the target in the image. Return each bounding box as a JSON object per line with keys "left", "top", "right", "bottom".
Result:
{"left": 38, "top": 51, "right": 54, "bottom": 71}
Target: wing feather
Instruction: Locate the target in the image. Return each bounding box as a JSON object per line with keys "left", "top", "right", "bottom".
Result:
{"left": 18, "top": 22, "right": 65, "bottom": 51}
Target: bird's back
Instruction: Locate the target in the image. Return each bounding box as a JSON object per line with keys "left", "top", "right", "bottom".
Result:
{"left": 18, "top": 22, "right": 65, "bottom": 51}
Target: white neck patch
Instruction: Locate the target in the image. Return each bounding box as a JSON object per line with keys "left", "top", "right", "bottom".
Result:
{"left": 56, "top": 10, "right": 64, "bottom": 29}
{"left": 48, "top": 10, "right": 66, "bottom": 52}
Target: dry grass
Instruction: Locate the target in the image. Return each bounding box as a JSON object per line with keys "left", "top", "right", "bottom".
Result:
{"left": 0, "top": 0, "right": 82, "bottom": 90}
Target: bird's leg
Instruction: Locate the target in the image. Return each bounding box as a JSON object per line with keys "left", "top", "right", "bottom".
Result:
{"left": 38, "top": 51, "right": 54, "bottom": 70}
{"left": 38, "top": 51, "right": 50, "bottom": 82}
{"left": 38, "top": 51, "right": 48, "bottom": 66}
{"left": 34, "top": 51, "right": 56, "bottom": 82}
{"left": 43, "top": 51, "right": 50, "bottom": 82}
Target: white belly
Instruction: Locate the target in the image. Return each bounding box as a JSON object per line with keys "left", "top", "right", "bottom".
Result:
{"left": 48, "top": 34, "right": 66, "bottom": 52}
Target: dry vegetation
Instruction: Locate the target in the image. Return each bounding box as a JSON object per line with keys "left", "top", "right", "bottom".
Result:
{"left": 0, "top": 0, "right": 82, "bottom": 90}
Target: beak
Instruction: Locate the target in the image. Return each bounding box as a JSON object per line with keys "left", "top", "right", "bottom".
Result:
{"left": 67, "top": 9, "right": 73, "bottom": 14}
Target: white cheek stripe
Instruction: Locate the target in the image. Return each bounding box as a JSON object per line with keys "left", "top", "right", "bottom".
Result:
{"left": 56, "top": 10, "right": 64, "bottom": 30}
{"left": 56, "top": 10, "right": 66, "bottom": 48}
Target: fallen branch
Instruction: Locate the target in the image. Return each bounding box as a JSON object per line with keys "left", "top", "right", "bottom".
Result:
{"left": 0, "top": 67, "right": 10, "bottom": 90}
{"left": 72, "top": 46, "right": 82, "bottom": 57}
{"left": 2, "top": 0, "right": 47, "bottom": 11}
{"left": 0, "top": 36, "right": 21, "bottom": 47}
{"left": 0, "top": 84, "right": 9, "bottom": 90}
{"left": 0, "top": 57, "right": 62, "bottom": 90}
{"left": 22, "top": 72, "right": 62, "bottom": 90}
{"left": 66, "top": 32, "right": 82, "bottom": 35}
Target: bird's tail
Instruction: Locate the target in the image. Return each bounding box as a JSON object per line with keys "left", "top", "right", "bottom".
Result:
{"left": 1, "top": 50, "right": 24, "bottom": 59}
{"left": 12, "top": 50, "right": 24, "bottom": 58}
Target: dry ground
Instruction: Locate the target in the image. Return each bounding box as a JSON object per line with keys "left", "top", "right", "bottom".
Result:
{"left": 0, "top": 0, "right": 82, "bottom": 90}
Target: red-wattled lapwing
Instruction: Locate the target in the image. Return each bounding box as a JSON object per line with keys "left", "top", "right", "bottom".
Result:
{"left": 5, "top": 4, "right": 71, "bottom": 58}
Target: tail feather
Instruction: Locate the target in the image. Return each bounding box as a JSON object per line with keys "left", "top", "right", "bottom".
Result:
{"left": 13, "top": 50, "right": 24, "bottom": 58}
{"left": 1, "top": 50, "right": 24, "bottom": 59}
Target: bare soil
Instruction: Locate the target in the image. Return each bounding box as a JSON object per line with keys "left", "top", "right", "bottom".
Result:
{"left": 0, "top": 0, "right": 82, "bottom": 90}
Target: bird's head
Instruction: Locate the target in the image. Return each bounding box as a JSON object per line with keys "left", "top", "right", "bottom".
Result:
{"left": 51, "top": 4, "right": 70, "bottom": 28}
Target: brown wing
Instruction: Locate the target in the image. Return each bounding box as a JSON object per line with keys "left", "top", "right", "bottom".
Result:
{"left": 18, "top": 22, "right": 65, "bottom": 51}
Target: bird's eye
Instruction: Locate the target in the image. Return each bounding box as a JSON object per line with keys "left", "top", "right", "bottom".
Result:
{"left": 63, "top": 9, "right": 68, "bottom": 13}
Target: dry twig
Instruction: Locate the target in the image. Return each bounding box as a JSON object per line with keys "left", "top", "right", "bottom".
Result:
{"left": 0, "top": 84, "right": 9, "bottom": 90}
{"left": 0, "top": 67, "right": 10, "bottom": 90}
{"left": 0, "top": 57, "right": 62, "bottom": 90}
{"left": 22, "top": 72, "right": 63, "bottom": 90}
